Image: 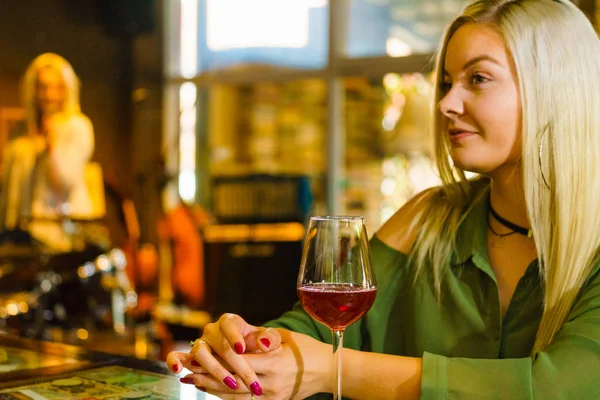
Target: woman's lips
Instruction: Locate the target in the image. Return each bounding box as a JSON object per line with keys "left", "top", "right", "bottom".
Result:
{"left": 449, "top": 130, "right": 477, "bottom": 142}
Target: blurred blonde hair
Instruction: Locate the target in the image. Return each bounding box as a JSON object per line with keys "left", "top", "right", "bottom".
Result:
{"left": 21, "top": 53, "right": 81, "bottom": 135}
{"left": 412, "top": 0, "right": 600, "bottom": 355}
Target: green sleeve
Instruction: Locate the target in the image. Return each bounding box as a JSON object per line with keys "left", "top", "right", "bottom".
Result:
{"left": 421, "top": 270, "right": 600, "bottom": 399}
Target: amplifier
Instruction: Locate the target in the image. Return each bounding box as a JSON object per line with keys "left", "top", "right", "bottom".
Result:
{"left": 203, "top": 223, "right": 304, "bottom": 325}
{"left": 211, "top": 174, "right": 313, "bottom": 224}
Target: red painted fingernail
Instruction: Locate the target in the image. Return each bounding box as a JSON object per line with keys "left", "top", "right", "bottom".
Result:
{"left": 191, "top": 360, "right": 201, "bottom": 367}
{"left": 223, "top": 376, "right": 238, "bottom": 390}
{"left": 180, "top": 377, "right": 194, "bottom": 384}
{"left": 172, "top": 364, "right": 179, "bottom": 372}
{"left": 260, "top": 338, "right": 271, "bottom": 348}
{"left": 250, "top": 381, "right": 263, "bottom": 396}
{"left": 234, "top": 341, "right": 244, "bottom": 354}
{"left": 197, "top": 386, "right": 206, "bottom": 392}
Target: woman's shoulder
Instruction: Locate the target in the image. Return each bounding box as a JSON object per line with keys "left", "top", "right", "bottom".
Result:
{"left": 375, "top": 187, "right": 442, "bottom": 254}
{"left": 375, "top": 178, "right": 490, "bottom": 254}
{"left": 51, "top": 113, "right": 94, "bottom": 139}
{"left": 51, "top": 112, "right": 92, "bottom": 127}
{"left": 67, "top": 113, "right": 93, "bottom": 130}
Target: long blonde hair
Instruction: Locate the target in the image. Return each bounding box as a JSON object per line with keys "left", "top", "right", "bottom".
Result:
{"left": 413, "top": 0, "right": 600, "bottom": 355}
{"left": 21, "top": 53, "right": 81, "bottom": 136}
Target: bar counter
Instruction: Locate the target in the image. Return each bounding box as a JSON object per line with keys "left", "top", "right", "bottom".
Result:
{"left": 0, "top": 334, "right": 211, "bottom": 399}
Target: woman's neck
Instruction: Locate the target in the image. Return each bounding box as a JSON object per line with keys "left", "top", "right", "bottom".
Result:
{"left": 488, "top": 167, "right": 529, "bottom": 229}
{"left": 36, "top": 112, "right": 52, "bottom": 136}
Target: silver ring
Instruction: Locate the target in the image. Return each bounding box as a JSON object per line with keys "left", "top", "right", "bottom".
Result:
{"left": 190, "top": 339, "right": 208, "bottom": 348}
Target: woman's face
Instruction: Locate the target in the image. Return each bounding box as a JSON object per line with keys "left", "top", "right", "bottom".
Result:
{"left": 438, "top": 23, "right": 522, "bottom": 174}
{"left": 36, "top": 66, "right": 66, "bottom": 116}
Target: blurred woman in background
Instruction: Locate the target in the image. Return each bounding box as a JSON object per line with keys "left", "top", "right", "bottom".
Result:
{"left": 0, "top": 53, "right": 95, "bottom": 249}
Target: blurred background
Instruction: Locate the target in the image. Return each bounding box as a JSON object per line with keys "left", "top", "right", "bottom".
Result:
{"left": 0, "top": 0, "right": 596, "bottom": 364}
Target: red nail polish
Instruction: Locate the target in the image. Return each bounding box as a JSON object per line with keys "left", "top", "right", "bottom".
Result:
{"left": 197, "top": 386, "right": 206, "bottom": 392}
{"left": 250, "top": 381, "right": 263, "bottom": 396}
{"left": 191, "top": 360, "right": 201, "bottom": 367}
{"left": 180, "top": 377, "right": 194, "bottom": 384}
{"left": 260, "top": 338, "right": 271, "bottom": 348}
{"left": 234, "top": 342, "right": 244, "bottom": 354}
{"left": 223, "top": 376, "right": 238, "bottom": 390}
{"left": 172, "top": 364, "right": 179, "bottom": 372}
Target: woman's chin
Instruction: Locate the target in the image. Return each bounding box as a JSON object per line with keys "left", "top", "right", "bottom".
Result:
{"left": 450, "top": 158, "right": 492, "bottom": 175}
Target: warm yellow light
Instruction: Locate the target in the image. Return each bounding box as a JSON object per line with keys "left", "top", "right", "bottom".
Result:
{"left": 6, "top": 303, "right": 18, "bottom": 316}
{"left": 96, "top": 256, "right": 111, "bottom": 272}
{"left": 77, "top": 329, "right": 89, "bottom": 340}
{"left": 203, "top": 223, "right": 305, "bottom": 242}
{"left": 18, "top": 302, "right": 28, "bottom": 314}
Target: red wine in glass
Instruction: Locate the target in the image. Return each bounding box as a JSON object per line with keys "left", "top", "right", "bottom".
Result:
{"left": 297, "top": 284, "right": 377, "bottom": 331}
{"left": 297, "top": 216, "right": 376, "bottom": 400}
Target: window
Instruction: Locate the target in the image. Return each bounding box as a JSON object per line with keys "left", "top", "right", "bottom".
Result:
{"left": 165, "top": 0, "right": 329, "bottom": 77}
{"left": 345, "top": 0, "right": 470, "bottom": 58}
{"left": 165, "top": 0, "right": 522, "bottom": 231}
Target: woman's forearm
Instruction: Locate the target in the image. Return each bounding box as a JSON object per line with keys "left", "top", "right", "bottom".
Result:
{"left": 342, "top": 349, "right": 422, "bottom": 400}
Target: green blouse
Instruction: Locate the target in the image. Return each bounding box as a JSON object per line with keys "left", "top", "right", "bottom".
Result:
{"left": 265, "top": 196, "right": 600, "bottom": 399}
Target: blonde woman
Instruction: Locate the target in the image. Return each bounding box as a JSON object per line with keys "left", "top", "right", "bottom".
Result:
{"left": 0, "top": 53, "right": 94, "bottom": 247}
{"left": 168, "top": 0, "right": 600, "bottom": 398}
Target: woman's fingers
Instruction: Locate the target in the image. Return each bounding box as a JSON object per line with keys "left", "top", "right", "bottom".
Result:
{"left": 211, "top": 314, "right": 265, "bottom": 395}
{"left": 179, "top": 373, "right": 251, "bottom": 397}
{"left": 167, "top": 350, "right": 241, "bottom": 376}
{"left": 190, "top": 339, "right": 241, "bottom": 391}
{"left": 194, "top": 336, "right": 263, "bottom": 396}
{"left": 218, "top": 313, "right": 253, "bottom": 354}
{"left": 165, "top": 351, "right": 211, "bottom": 374}
{"left": 166, "top": 351, "right": 191, "bottom": 374}
{"left": 176, "top": 314, "right": 269, "bottom": 396}
{"left": 245, "top": 327, "right": 282, "bottom": 353}
{"left": 212, "top": 350, "right": 263, "bottom": 396}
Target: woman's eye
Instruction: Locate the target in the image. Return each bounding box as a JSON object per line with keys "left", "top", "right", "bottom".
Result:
{"left": 470, "top": 73, "right": 489, "bottom": 85}
{"left": 440, "top": 81, "right": 452, "bottom": 92}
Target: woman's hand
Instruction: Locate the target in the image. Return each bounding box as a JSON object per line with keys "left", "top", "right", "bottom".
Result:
{"left": 178, "top": 329, "right": 333, "bottom": 399}
{"left": 166, "top": 313, "right": 281, "bottom": 396}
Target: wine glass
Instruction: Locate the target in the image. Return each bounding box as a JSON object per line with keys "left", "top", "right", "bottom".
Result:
{"left": 297, "top": 216, "right": 377, "bottom": 400}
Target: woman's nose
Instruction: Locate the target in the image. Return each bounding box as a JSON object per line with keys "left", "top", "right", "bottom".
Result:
{"left": 438, "top": 89, "right": 464, "bottom": 117}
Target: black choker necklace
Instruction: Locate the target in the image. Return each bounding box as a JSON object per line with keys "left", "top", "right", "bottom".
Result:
{"left": 489, "top": 204, "right": 532, "bottom": 238}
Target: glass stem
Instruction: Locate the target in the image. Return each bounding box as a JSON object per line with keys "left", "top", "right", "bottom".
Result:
{"left": 332, "top": 329, "right": 344, "bottom": 400}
